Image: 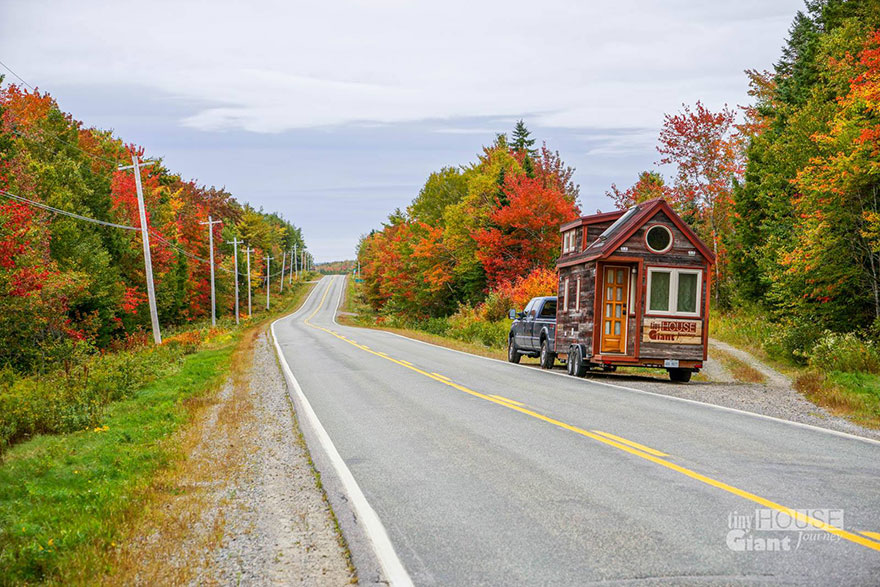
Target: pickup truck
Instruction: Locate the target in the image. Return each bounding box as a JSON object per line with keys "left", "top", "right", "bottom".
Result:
{"left": 507, "top": 296, "right": 557, "bottom": 369}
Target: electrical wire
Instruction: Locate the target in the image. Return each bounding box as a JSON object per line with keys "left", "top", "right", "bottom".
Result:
{"left": 0, "top": 188, "right": 139, "bottom": 230}
{"left": 0, "top": 60, "right": 125, "bottom": 166}
{"left": 0, "top": 187, "right": 299, "bottom": 284}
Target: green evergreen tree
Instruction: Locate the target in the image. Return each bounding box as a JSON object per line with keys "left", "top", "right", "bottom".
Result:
{"left": 511, "top": 120, "right": 536, "bottom": 155}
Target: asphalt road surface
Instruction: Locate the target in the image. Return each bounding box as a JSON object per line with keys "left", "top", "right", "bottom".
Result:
{"left": 273, "top": 275, "right": 880, "bottom": 586}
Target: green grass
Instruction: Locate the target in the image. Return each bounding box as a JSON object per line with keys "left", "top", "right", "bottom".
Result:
{"left": 0, "top": 342, "right": 234, "bottom": 585}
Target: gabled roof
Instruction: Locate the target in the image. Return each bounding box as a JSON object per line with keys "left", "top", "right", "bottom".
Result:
{"left": 557, "top": 198, "right": 715, "bottom": 267}
{"left": 559, "top": 210, "right": 624, "bottom": 232}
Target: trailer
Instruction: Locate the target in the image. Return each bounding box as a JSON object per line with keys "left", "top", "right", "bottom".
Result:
{"left": 554, "top": 198, "right": 714, "bottom": 382}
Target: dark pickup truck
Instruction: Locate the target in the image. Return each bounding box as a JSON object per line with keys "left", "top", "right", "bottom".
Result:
{"left": 507, "top": 296, "right": 557, "bottom": 369}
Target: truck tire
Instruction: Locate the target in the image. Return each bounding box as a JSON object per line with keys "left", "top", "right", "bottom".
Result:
{"left": 569, "top": 346, "right": 587, "bottom": 378}
{"left": 507, "top": 336, "right": 521, "bottom": 364}
{"left": 540, "top": 339, "right": 555, "bottom": 369}
{"left": 668, "top": 368, "right": 692, "bottom": 383}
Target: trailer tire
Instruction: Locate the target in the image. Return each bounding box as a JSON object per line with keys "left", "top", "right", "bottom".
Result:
{"left": 540, "top": 339, "right": 555, "bottom": 369}
{"left": 507, "top": 336, "right": 521, "bottom": 364}
{"left": 668, "top": 368, "right": 692, "bottom": 383}
{"left": 569, "top": 346, "right": 588, "bottom": 378}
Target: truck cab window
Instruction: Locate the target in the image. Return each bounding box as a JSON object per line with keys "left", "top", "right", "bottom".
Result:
{"left": 540, "top": 300, "right": 556, "bottom": 318}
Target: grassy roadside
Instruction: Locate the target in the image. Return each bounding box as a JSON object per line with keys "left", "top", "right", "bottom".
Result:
{"left": 711, "top": 309, "right": 880, "bottom": 429}
{"left": 0, "top": 277, "right": 318, "bottom": 585}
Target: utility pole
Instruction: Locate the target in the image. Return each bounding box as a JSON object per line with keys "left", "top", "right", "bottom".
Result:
{"left": 294, "top": 243, "right": 298, "bottom": 280}
{"left": 289, "top": 247, "right": 294, "bottom": 285}
{"left": 227, "top": 236, "right": 240, "bottom": 325}
{"left": 265, "top": 255, "right": 274, "bottom": 310}
{"left": 199, "top": 216, "right": 223, "bottom": 326}
{"left": 279, "top": 250, "right": 286, "bottom": 293}
{"left": 301, "top": 248, "right": 305, "bottom": 277}
{"left": 118, "top": 155, "right": 162, "bottom": 344}
{"left": 244, "top": 246, "right": 254, "bottom": 317}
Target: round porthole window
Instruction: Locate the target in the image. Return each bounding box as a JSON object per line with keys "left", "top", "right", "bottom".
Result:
{"left": 646, "top": 225, "right": 673, "bottom": 253}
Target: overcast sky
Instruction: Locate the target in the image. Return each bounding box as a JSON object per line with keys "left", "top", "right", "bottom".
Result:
{"left": 1, "top": 0, "right": 803, "bottom": 261}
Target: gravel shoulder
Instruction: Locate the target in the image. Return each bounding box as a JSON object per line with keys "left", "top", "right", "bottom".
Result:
{"left": 203, "top": 331, "right": 355, "bottom": 585}
{"left": 574, "top": 344, "right": 880, "bottom": 442}
{"left": 116, "top": 329, "right": 355, "bottom": 585}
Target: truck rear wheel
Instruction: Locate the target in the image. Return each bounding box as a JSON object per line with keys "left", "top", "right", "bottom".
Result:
{"left": 507, "top": 337, "right": 521, "bottom": 364}
{"left": 540, "top": 339, "right": 555, "bottom": 369}
{"left": 668, "top": 368, "right": 692, "bottom": 383}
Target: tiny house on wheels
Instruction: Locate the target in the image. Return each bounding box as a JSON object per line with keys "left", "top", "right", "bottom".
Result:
{"left": 555, "top": 198, "right": 714, "bottom": 382}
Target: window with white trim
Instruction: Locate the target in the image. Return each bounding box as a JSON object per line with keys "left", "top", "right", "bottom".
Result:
{"left": 646, "top": 268, "right": 702, "bottom": 316}
{"left": 563, "top": 277, "right": 569, "bottom": 311}
{"left": 575, "top": 277, "right": 581, "bottom": 311}
{"left": 562, "top": 230, "right": 576, "bottom": 253}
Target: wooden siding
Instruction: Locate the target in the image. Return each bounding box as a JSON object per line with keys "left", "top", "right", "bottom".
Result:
{"left": 556, "top": 261, "right": 595, "bottom": 352}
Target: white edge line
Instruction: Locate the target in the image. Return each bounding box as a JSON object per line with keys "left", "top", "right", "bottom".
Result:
{"left": 330, "top": 282, "right": 880, "bottom": 448}
{"left": 271, "top": 277, "right": 414, "bottom": 587}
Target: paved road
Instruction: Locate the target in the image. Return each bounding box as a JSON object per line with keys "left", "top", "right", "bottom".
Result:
{"left": 273, "top": 276, "right": 880, "bottom": 586}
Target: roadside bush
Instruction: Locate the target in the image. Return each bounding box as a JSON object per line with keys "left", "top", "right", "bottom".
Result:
{"left": 809, "top": 331, "right": 880, "bottom": 374}
{"left": 0, "top": 328, "right": 210, "bottom": 455}
{"left": 762, "top": 317, "right": 824, "bottom": 366}
{"left": 478, "top": 267, "right": 557, "bottom": 321}
{"left": 446, "top": 307, "right": 509, "bottom": 349}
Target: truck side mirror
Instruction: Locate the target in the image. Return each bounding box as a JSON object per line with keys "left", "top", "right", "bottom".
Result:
{"left": 508, "top": 309, "right": 517, "bottom": 320}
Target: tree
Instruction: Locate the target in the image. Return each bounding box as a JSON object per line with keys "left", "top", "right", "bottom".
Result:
{"left": 511, "top": 120, "right": 536, "bottom": 156}
{"left": 606, "top": 171, "right": 670, "bottom": 210}
{"left": 656, "top": 100, "right": 744, "bottom": 302}
{"left": 473, "top": 175, "right": 579, "bottom": 288}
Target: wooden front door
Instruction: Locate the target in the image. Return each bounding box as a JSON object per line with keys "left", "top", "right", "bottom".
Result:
{"left": 600, "top": 265, "right": 629, "bottom": 354}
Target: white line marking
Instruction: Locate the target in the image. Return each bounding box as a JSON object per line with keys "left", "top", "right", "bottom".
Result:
{"left": 329, "top": 283, "right": 880, "bottom": 448}
{"left": 272, "top": 278, "right": 414, "bottom": 587}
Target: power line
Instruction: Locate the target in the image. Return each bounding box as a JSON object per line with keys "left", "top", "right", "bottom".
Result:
{"left": 0, "top": 188, "right": 139, "bottom": 230}
{"left": 0, "top": 60, "right": 123, "bottom": 166}
{"left": 0, "top": 188, "right": 290, "bottom": 279}
{"left": 0, "top": 59, "right": 34, "bottom": 90}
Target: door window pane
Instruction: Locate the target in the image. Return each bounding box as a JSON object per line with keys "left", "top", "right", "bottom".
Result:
{"left": 614, "top": 322, "right": 621, "bottom": 335}
{"left": 607, "top": 286, "right": 613, "bottom": 300}
{"left": 617, "top": 269, "right": 624, "bottom": 283}
{"left": 616, "top": 287, "right": 623, "bottom": 301}
{"left": 649, "top": 271, "right": 670, "bottom": 312}
{"left": 605, "top": 322, "right": 611, "bottom": 334}
{"left": 607, "top": 270, "right": 613, "bottom": 283}
{"left": 677, "top": 273, "right": 698, "bottom": 313}
{"left": 615, "top": 305, "right": 621, "bottom": 318}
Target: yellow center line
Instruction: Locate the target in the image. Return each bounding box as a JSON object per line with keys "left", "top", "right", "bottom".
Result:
{"left": 491, "top": 394, "right": 525, "bottom": 407}
{"left": 592, "top": 430, "right": 669, "bottom": 457}
{"left": 302, "top": 283, "right": 880, "bottom": 553}
{"left": 431, "top": 372, "right": 451, "bottom": 381}
{"left": 860, "top": 531, "right": 880, "bottom": 542}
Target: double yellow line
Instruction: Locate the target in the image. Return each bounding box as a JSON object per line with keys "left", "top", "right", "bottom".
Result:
{"left": 304, "top": 280, "right": 880, "bottom": 553}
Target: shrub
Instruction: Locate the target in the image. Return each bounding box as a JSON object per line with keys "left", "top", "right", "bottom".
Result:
{"left": 0, "top": 327, "right": 209, "bottom": 455}
{"left": 478, "top": 267, "right": 557, "bottom": 321}
{"left": 809, "top": 331, "right": 880, "bottom": 374}
{"left": 762, "top": 317, "right": 824, "bottom": 366}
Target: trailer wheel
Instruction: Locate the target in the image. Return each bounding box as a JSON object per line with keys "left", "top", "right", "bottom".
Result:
{"left": 540, "top": 339, "right": 555, "bottom": 369}
{"left": 569, "top": 346, "right": 588, "bottom": 378}
{"left": 668, "top": 368, "right": 692, "bottom": 383}
{"left": 507, "top": 336, "right": 521, "bottom": 364}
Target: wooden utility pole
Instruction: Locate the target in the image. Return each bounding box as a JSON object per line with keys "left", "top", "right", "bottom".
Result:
{"left": 244, "top": 246, "right": 254, "bottom": 317}
{"left": 199, "top": 216, "right": 223, "bottom": 326}
{"left": 227, "top": 236, "right": 241, "bottom": 324}
{"left": 118, "top": 155, "right": 161, "bottom": 344}
{"left": 265, "top": 255, "right": 274, "bottom": 310}
{"left": 279, "top": 250, "right": 286, "bottom": 293}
